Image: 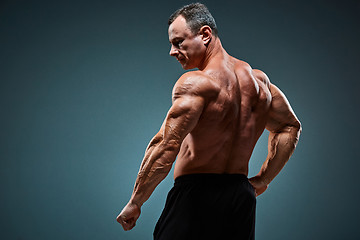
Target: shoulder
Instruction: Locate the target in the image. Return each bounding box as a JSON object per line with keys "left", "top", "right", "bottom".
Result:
{"left": 233, "top": 59, "right": 262, "bottom": 85}
{"left": 252, "top": 69, "right": 271, "bottom": 88}
{"left": 172, "top": 71, "right": 220, "bottom": 100}
{"left": 231, "top": 58, "right": 271, "bottom": 86}
{"left": 233, "top": 59, "right": 253, "bottom": 77}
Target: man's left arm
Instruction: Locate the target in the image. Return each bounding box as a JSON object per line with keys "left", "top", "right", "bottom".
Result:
{"left": 249, "top": 82, "right": 302, "bottom": 196}
{"left": 117, "top": 75, "right": 206, "bottom": 231}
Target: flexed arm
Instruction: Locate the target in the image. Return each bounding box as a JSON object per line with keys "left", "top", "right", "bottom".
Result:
{"left": 250, "top": 83, "right": 302, "bottom": 196}
{"left": 117, "top": 73, "right": 209, "bottom": 231}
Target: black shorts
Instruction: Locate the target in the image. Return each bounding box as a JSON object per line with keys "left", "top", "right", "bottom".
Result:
{"left": 153, "top": 173, "right": 256, "bottom": 240}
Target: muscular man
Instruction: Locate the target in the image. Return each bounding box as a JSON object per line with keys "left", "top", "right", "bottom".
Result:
{"left": 117, "top": 3, "right": 301, "bottom": 240}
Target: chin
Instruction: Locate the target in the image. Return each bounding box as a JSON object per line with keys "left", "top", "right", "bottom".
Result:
{"left": 181, "top": 63, "right": 196, "bottom": 70}
{"left": 182, "top": 65, "right": 190, "bottom": 70}
{"left": 184, "top": 66, "right": 197, "bottom": 70}
{"left": 180, "top": 63, "right": 188, "bottom": 70}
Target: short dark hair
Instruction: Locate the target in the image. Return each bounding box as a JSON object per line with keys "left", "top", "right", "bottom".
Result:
{"left": 168, "top": 3, "right": 218, "bottom": 37}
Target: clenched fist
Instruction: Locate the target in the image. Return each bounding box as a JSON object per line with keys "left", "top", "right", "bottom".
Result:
{"left": 117, "top": 201, "right": 141, "bottom": 231}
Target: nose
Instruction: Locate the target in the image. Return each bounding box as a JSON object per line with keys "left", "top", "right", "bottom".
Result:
{"left": 169, "top": 45, "right": 178, "bottom": 56}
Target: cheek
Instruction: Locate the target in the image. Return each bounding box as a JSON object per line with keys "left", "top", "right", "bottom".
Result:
{"left": 185, "top": 41, "right": 203, "bottom": 57}
{"left": 191, "top": 39, "right": 204, "bottom": 54}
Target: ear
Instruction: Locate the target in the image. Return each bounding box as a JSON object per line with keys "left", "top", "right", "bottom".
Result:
{"left": 199, "top": 25, "right": 212, "bottom": 45}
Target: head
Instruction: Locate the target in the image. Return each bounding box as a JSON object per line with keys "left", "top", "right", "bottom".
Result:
{"left": 168, "top": 3, "right": 218, "bottom": 69}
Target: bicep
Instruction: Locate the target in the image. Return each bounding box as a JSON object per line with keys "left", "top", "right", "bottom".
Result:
{"left": 266, "top": 84, "right": 301, "bottom": 132}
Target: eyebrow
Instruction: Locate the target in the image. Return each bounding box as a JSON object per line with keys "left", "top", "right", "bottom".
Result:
{"left": 169, "top": 37, "right": 183, "bottom": 44}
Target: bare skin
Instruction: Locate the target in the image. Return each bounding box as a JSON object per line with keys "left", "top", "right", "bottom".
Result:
{"left": 117, "top": 15, "right": 301, "bottom": 231}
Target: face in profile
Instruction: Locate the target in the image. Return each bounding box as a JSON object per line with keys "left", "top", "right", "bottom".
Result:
{"left": 168, "top": 16, "right": 205, "bottom": 70}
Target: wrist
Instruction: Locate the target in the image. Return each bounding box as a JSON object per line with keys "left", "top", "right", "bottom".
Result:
{"left": 255, "top": 174, "right": 270, "bottom": 186}
{"left": 129, "top": 197, "right": 143, "bottom": 208}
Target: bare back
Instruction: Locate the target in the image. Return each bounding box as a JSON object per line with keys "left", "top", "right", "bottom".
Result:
{"left": 118, "top": 9, "right": 302, "bottom": 230}
{"left": 174, "top": 57, "right": 272, "bottom": 178}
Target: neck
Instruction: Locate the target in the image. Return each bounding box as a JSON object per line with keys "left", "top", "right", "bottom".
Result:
{"left": 197, "top": 37, "right": 226, "bottom": 71}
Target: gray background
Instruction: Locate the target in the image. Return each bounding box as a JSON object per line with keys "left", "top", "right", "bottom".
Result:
{"left": 1, "top": 0, "right": 359, "bottom": 239}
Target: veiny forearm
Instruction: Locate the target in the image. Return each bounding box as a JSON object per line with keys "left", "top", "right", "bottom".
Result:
{"left": 130, "top": 138, "right": 180, "bottom": 207}
{"left": 138, "top": 133, "right": 163, "bottom": 170}
{"left": 258, "top": 125, "right": 301, "bottom": 184}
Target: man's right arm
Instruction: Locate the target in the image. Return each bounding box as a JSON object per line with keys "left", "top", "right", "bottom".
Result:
{"left": 116, "top": 72, "right": 214, "bottom": 231}
{"left": 250, "top": 83, "right": 302, "bottom": 196}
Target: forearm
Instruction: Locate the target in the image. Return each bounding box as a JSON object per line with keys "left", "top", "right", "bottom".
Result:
{"left": 129, "top": 139, "right": 180, "bottom": 207}
{"left": 258, "top": 125, "right": 301, "bottom": 184}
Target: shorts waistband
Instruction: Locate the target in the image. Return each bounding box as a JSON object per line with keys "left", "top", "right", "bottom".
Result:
{"left": 174, "top": 173, "right": 248, "bottom": 186}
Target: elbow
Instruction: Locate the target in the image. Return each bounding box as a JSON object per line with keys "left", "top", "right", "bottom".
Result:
{"left": 157, "top": 139, "right": 181, "bottom": 165}
{"left": 295, "top": 119, "right": 302, "bottom": 136}
{"left": 146, "top": 133, "right": 163, "bottom": 151}
{"left": 287, "top": 117, "right": 302, "bottom": 134}
{"left": 280, "top": 120, "right": 302, "bottom": 143}
{"left": 276, "top": 120, "right": 302, "bottom": 134}
{"left": 152, "top": 135, "right": 164, "bottom": 147}
{"left": 161, "top": 139, "right": 181, "bottom": 154}
{"left": 292, "top": 120, "right": 302, "bottom": 145}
